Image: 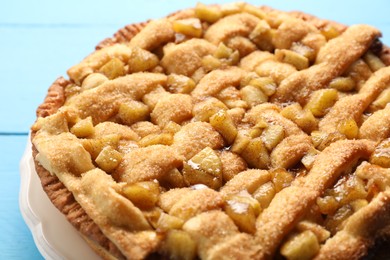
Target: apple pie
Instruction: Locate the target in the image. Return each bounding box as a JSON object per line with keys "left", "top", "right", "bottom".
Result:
{"left": 31, "top": 2, "right": 390, "bottom": 259}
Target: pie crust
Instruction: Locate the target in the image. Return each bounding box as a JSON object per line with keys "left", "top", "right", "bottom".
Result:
{"left": 31, "top": 3, "right": 390, "bottom": 259}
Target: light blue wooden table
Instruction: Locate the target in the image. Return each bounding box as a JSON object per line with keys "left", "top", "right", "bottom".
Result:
{"left": 1, "top": 0, "right": 389, "bottom": 259}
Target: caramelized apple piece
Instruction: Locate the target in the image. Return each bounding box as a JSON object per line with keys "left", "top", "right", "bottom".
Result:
{"left": 241, "top": 137, "right": 270, "bottom": 169}
{"left": 216, "top": 86, "right": 247, "bottom": 109}
{"left": 70, "top": 116, "right": 94, "bottom": 138}
{"left": 143, "top": 207, "right": 163, "bottom": 229}
{"left": 370, "top": 138, "right": 390, "bottom": 167}
{"left": 82, "top": 134, "right": 120, "bottom": 159}
{"left": 261, "top": 124, "right": 285, "bottom": 150}
{"left": 95, "top": 146, "right": 123, "bottom": 173}
{"left": 363, "top": 51, "right": 385, "bottom": 71}
{"left": 310, "top": 130, "right": 327, "bottom": 148}
{"left": 211, "top": 42, "right": 240, "bottom": 66}
{"left": 220, "top": 2, "right": 244, "bottom": 16}
{"left": 195, "top": 2, "right": 222, "bottom": 23}
{"left": 161, "top": 230, "right": 197, "bottom": 260}
{"left": 316, "top": 195, "right": 339, "bottom": 215}
{"left": 214, "top": 42, "right": 233, "bottom": 58}
{"left": 248, "top": 125, "right": 263, "bottom": 139}
{"left": 296, "top": 221, "right": 330, "bottom": 243}
{"left": 301, "top": 148, "right": 319, "bottom": 170}
{"left": 182, "top": 147, "right": 223, "bottom": 190}
{"left": 122, "top": 181, "right": 160, "bottom": 209}
{"left": 142, "top": 86, "right": 170, "bottom": 110}
{"left": 338, "top": 177, "right": 367, "bottom": 205}
{"left": 209, "top": 109, "right": 238, "bottom": 144}
{"left": 329, "top": 77, "right": 356, "bottom": 92}
{"left": 290, "top": 42, "right": 315, "bottom": 63}
{"left": 324, "top": 204, "right": 353, "bottom": 234}
{"left": 118, "top": 101, "right": 149, "bottom": 126}
{"left": 275, "top": 49, "right": 309, "bottom": 70}
{"left": 163, "top": 121, "right": 181, "bottom": 135}
{"left": 320, "top": 25, "right": 341, "bottom": 40}
{"left": 173, "top": 18, "right": 203, "bottom": 38}
{"left": 228, "top": 50, "right": 241, "bottom": 66}
{"left": 344, "top": 59, "right": 372, "bottom": 90}
{"left": 280, "top": 230, "right": 320, "bottom": 260}
{"left": 224, "top": 191, "right": 261, "bottom": 234}
{"left": 305, "top": 89, "right": 338, "bottom": 117}
{"left": 337, "top": 118, "right": 359, "bottom": 139}
{"left": 81, "top": 73, "right": 108, "bottom": 90}
{"left": 242, "top": 3, "right": 265, "bottom": 19}
{"left": 156, "top": 213, "right": 184, "bottom": 231}
{"left": 240, "top": 72, "right": 258, "bottom": 88}
{"left": 310, "top": 130, "right": 345, "bottom": 150}
{"left": 98, "top": 57, "right": 125, "bottom": 79}
{"left": 253, "top": 181, "right": 275, "bottom": 209}
{"left": 193, "top": 98, "right": 228, "bottom": 122}
{"left": 281, "top": 103, "right": 317, "bottom": 133}
{"left": 271, "top": 168, "right": 294, "bottom": 192}
{"left": 202, "top": 55, "right": 222, "bottom": 71}
{"left": 240, "top": 85, "right": 268, "bottom": 108}
{"left": 128, "top": 47, "right": 159, "bottom": 73}
{"left": 249, "top": 20, "right": 274, "bottom": 52}
{"left": 138, "top": 133, "right": 173, "bottom": 147}
{"left": 370, "top": 87, "right": 390, "bottom": 111}
{"left": 231, "top": 130, "right": 251, "bottom": 154}
{"left": 350, "top": 199, "right": 368, "bottom": 212}
{"left": 248, "top": 77, "right": 276, "bottom": 96}
{"left": 160, "top": 168, "right": 186, "bottom": 189}
{"left": 167, "top": 74, "right": 196, "bottom": 94}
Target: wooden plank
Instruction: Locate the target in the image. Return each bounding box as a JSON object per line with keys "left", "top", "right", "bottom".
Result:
{"left": 0, "top": 180, "right": 43, "bottom": 259}
{"left": 0, "top": 26, "right": 116, "bottom": 133}
{"left": 0, "top": 135, "right": 42, "bottom": 259}
{"left": 1, "top": 0, "right": 389, "bottom": 28}
{"left": 1, "top": 0, "right": 389, "bottom": 133}
{"left": 0, "top": 135, "right": 29, "bottom": 171}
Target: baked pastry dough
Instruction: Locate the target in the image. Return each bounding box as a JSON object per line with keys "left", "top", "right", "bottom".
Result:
{"left": 31, "top": 2, "right": 390, "bottom": 259}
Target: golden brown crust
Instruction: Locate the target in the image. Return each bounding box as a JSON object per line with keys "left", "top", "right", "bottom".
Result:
{"left": 36, "top": 77, "right": 68, "bottom": 118}
{"left": 31, "top": 4, "right": 390, "bottom": 260}
{"left": 31, "top": 132, "right": 125, "bottom": 259}
{"left": 290, "top": 10, "right": 390, "bottom": 67}
{"left": 359, "top": 105, "right": 390, "bottom": 141}
{"left": 255, "top": 140, "right": 375, "bottom": 259}
{"left": 314, "top": 191, "right": 390, "bottom": 260}
{"left": 96, "top": 22, "right": 148, "bottom": 50}
{"left": 272, "top": 25, "right": 381, "bottom": 105}
{"left": 288, "top": 10, "right": 347, "bottom": 33}
{"left": 81, "top": 234, "right": 121, "bottom": 260}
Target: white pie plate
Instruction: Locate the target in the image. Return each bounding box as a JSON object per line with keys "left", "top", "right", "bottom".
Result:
{"left": 19, "top": 136, "right": 99, "bottom": 260}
